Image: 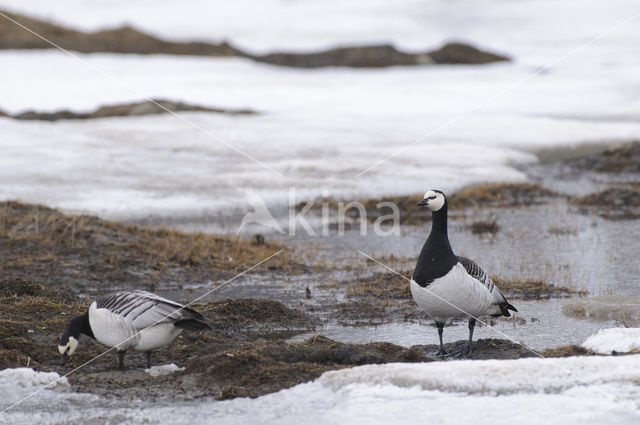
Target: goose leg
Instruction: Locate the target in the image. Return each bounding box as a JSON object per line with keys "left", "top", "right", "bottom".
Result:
{"left": 145, "top": 351, "right": 152, "bottom": 369}
{"left": 436, "top": 322, "right": 447, "bottom": 356}
{"left": 118, "top": 351, "right": 125, "bottom": 369}
{"left": 466, "top": 318, "right": 476, "bottom": 355}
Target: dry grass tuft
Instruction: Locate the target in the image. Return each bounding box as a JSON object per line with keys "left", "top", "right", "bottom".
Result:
{"left": 469, "top": 220, "right": 500, "bottom": 234}
{"left": 449, "top": 183, "right": 560, "bottom": 209}
{"left": 0, "top": 202, "right": 301, "bottom": 293}
{"left": 542, "top": 345, "right": 593, "bottom": 357}
{"left": 492, "top": 277, "right": 586, "bottom": 300}
{"left": 345, "top": 271, "right": 412, "bottom": 299}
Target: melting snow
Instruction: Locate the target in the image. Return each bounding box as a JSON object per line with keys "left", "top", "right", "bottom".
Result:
{"left": 583, "top": 328, "right": 640, "bottom": 354}
{"left": 145, "top": 364, "right": 185, "bottom": 377}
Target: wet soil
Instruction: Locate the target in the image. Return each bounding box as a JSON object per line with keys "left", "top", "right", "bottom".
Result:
{"left": 1, "top": 99, "right": 257, "bottom": 121}
{"left": 0, "top": 278, "right": 550, "bottom": 401}
{"left": 0, "top": 9, "right": 508, "bottom": 69}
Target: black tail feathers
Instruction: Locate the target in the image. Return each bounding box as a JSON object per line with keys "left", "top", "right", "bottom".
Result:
{"left": 175, "top": 319, "right": 211, "bottom": 331}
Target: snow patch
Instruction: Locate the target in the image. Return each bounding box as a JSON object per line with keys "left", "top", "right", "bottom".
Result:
{"left": 0, "top": 368, "right": 68, "bottom": 389}
{"left": 144, "top": 363, "right": 185, "bottom": 377}
{"left": 319, "top": 355, "right": 640, "bottom": 395}
{"left": 583, "top": 328, "right": 640, "bottom": 354}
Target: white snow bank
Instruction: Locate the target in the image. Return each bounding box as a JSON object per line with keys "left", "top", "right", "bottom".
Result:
{"left": 144, "top": 363, "right": 185, "bottom": 377}
{"left": 0, "top": 368, "right": 68, "bottom": 389}
{"left": 320, "top": 355, "right": 640, "bottom": 395}
{"left": 2, "top": 357, "right": 640, "bottom": 425}
{"left": 583, "top": 328, "right": 640, "bottom": 354}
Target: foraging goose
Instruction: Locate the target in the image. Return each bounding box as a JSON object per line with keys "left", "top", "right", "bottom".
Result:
{"left": 411, "top": 190, "right": 517, "bottom": 356}
{"left": 58, "top": 290, "right": 210, "bottom": 368}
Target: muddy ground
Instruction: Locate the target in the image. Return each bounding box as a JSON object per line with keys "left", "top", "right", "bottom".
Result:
{"left": 0, "top": 276, "right": 587, "bottom": 401}
{"left": 2, "top": 143, "right": 639, "bottom": 400}
{"left": 0, "top": 9, "right": 508, "bottom": 68}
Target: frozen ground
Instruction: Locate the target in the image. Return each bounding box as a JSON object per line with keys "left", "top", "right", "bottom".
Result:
{"left": 1, "top": 1, "right": 640, "bottom": 222}
{"left": 2, "top": 356, "right": 640, "bottom": 425}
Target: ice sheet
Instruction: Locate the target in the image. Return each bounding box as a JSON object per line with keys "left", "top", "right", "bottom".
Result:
{"left": 1, "top": 50, "right": 640, "bottom": 223}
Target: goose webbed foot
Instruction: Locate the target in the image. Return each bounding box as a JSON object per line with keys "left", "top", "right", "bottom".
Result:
{"left": 436, "top": 348, "right": 448, "bottom": 358}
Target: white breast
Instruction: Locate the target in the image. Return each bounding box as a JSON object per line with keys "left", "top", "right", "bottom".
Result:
{"left": 89, "top": 301, "right": 139, "bottom": 350}
{"left": 88, "top": 302, "right": 183, "bottom": 351}
{"left": 410, "top": 263, "right": 501, "bottom": 321}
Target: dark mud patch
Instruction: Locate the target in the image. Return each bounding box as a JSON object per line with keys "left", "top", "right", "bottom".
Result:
{"left": 571, "top": 188, "right": 640, "bottom": 219}
{"left": 0, "top": 202, "right": 301, "bottom": 294}
{"left": 2, "top": 99, "right": 257, "bottom": 122}
{"left": 254, "top": 42, "right": 508, "bottom": 68}
{"left": 0, "top": 10, "right": 509, "bottom": 68}
{"left": 413, "top": 338, "right": 535, "bottom": 360}
{"left": 194, "top": 336, "right": 430, "bottom": 399}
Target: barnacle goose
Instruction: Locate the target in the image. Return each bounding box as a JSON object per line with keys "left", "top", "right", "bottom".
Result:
{"left": 411, "top": 190, "right": 517, "bottom": 356}
{"left": 58, "top": 290, "right": 210, "bottom": 368}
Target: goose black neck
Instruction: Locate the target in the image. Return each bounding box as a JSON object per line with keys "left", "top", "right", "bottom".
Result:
{"left": 66, "top": 312, "right": 94, "bottom": 339}
{"left": 430, "top": 203, "right": 449, "bottom": 238}
{"left": 412, "top": 202, "right": 456, "bottom": 286}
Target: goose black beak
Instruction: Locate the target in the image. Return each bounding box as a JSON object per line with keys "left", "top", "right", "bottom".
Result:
{"left": 60, "top": 353, "right": 69, "bottom": 366}
{"left": 417, "top": 199, "right": 429, "bottom": 206}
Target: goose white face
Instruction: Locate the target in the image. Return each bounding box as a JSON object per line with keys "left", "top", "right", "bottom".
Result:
{"left": 58, "top": 336, "right": 79, "bottom": 356}
{"left": 420, "top": 190, "right": 446, "bottom": 211}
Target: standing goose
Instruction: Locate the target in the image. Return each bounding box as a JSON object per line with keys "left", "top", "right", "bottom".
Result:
{"left": 411, "top": 190, "right": 517, "bottom": 356}
{"left": 58, "top": 290, "right": 210, "bottom": 368}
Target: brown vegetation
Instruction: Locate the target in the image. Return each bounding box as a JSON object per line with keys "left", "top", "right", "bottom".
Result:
{"left": 255, "top": 42, "right": 508, "bottom": 68}
{"left": 541, "top": 345, "right": 593, "bottom": 357}
{"left": 0, "top": 10, "right": 509, "bottom": 69}
{"left": 567, "top": 141, "right": 640, "bottom": 173}
{"left": 491, "top": 277, "right": 586, "bottom": 300}
{"left": 469, "top": 220, "right": 500, "bottom": 234}
{"left": 571, "top": 188, "right": 640, "bottom": 219}
{"left": 449, "top": 183, "right": 561, "bottom": 209}
{"left": 0, "top": 10, "right": 239, "bottom": 56}
{"left": 0, "top": 201, "right": 300, "bottom": 293}
{"left": 2, "top": 99, "right": 257, "bottom": 121}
